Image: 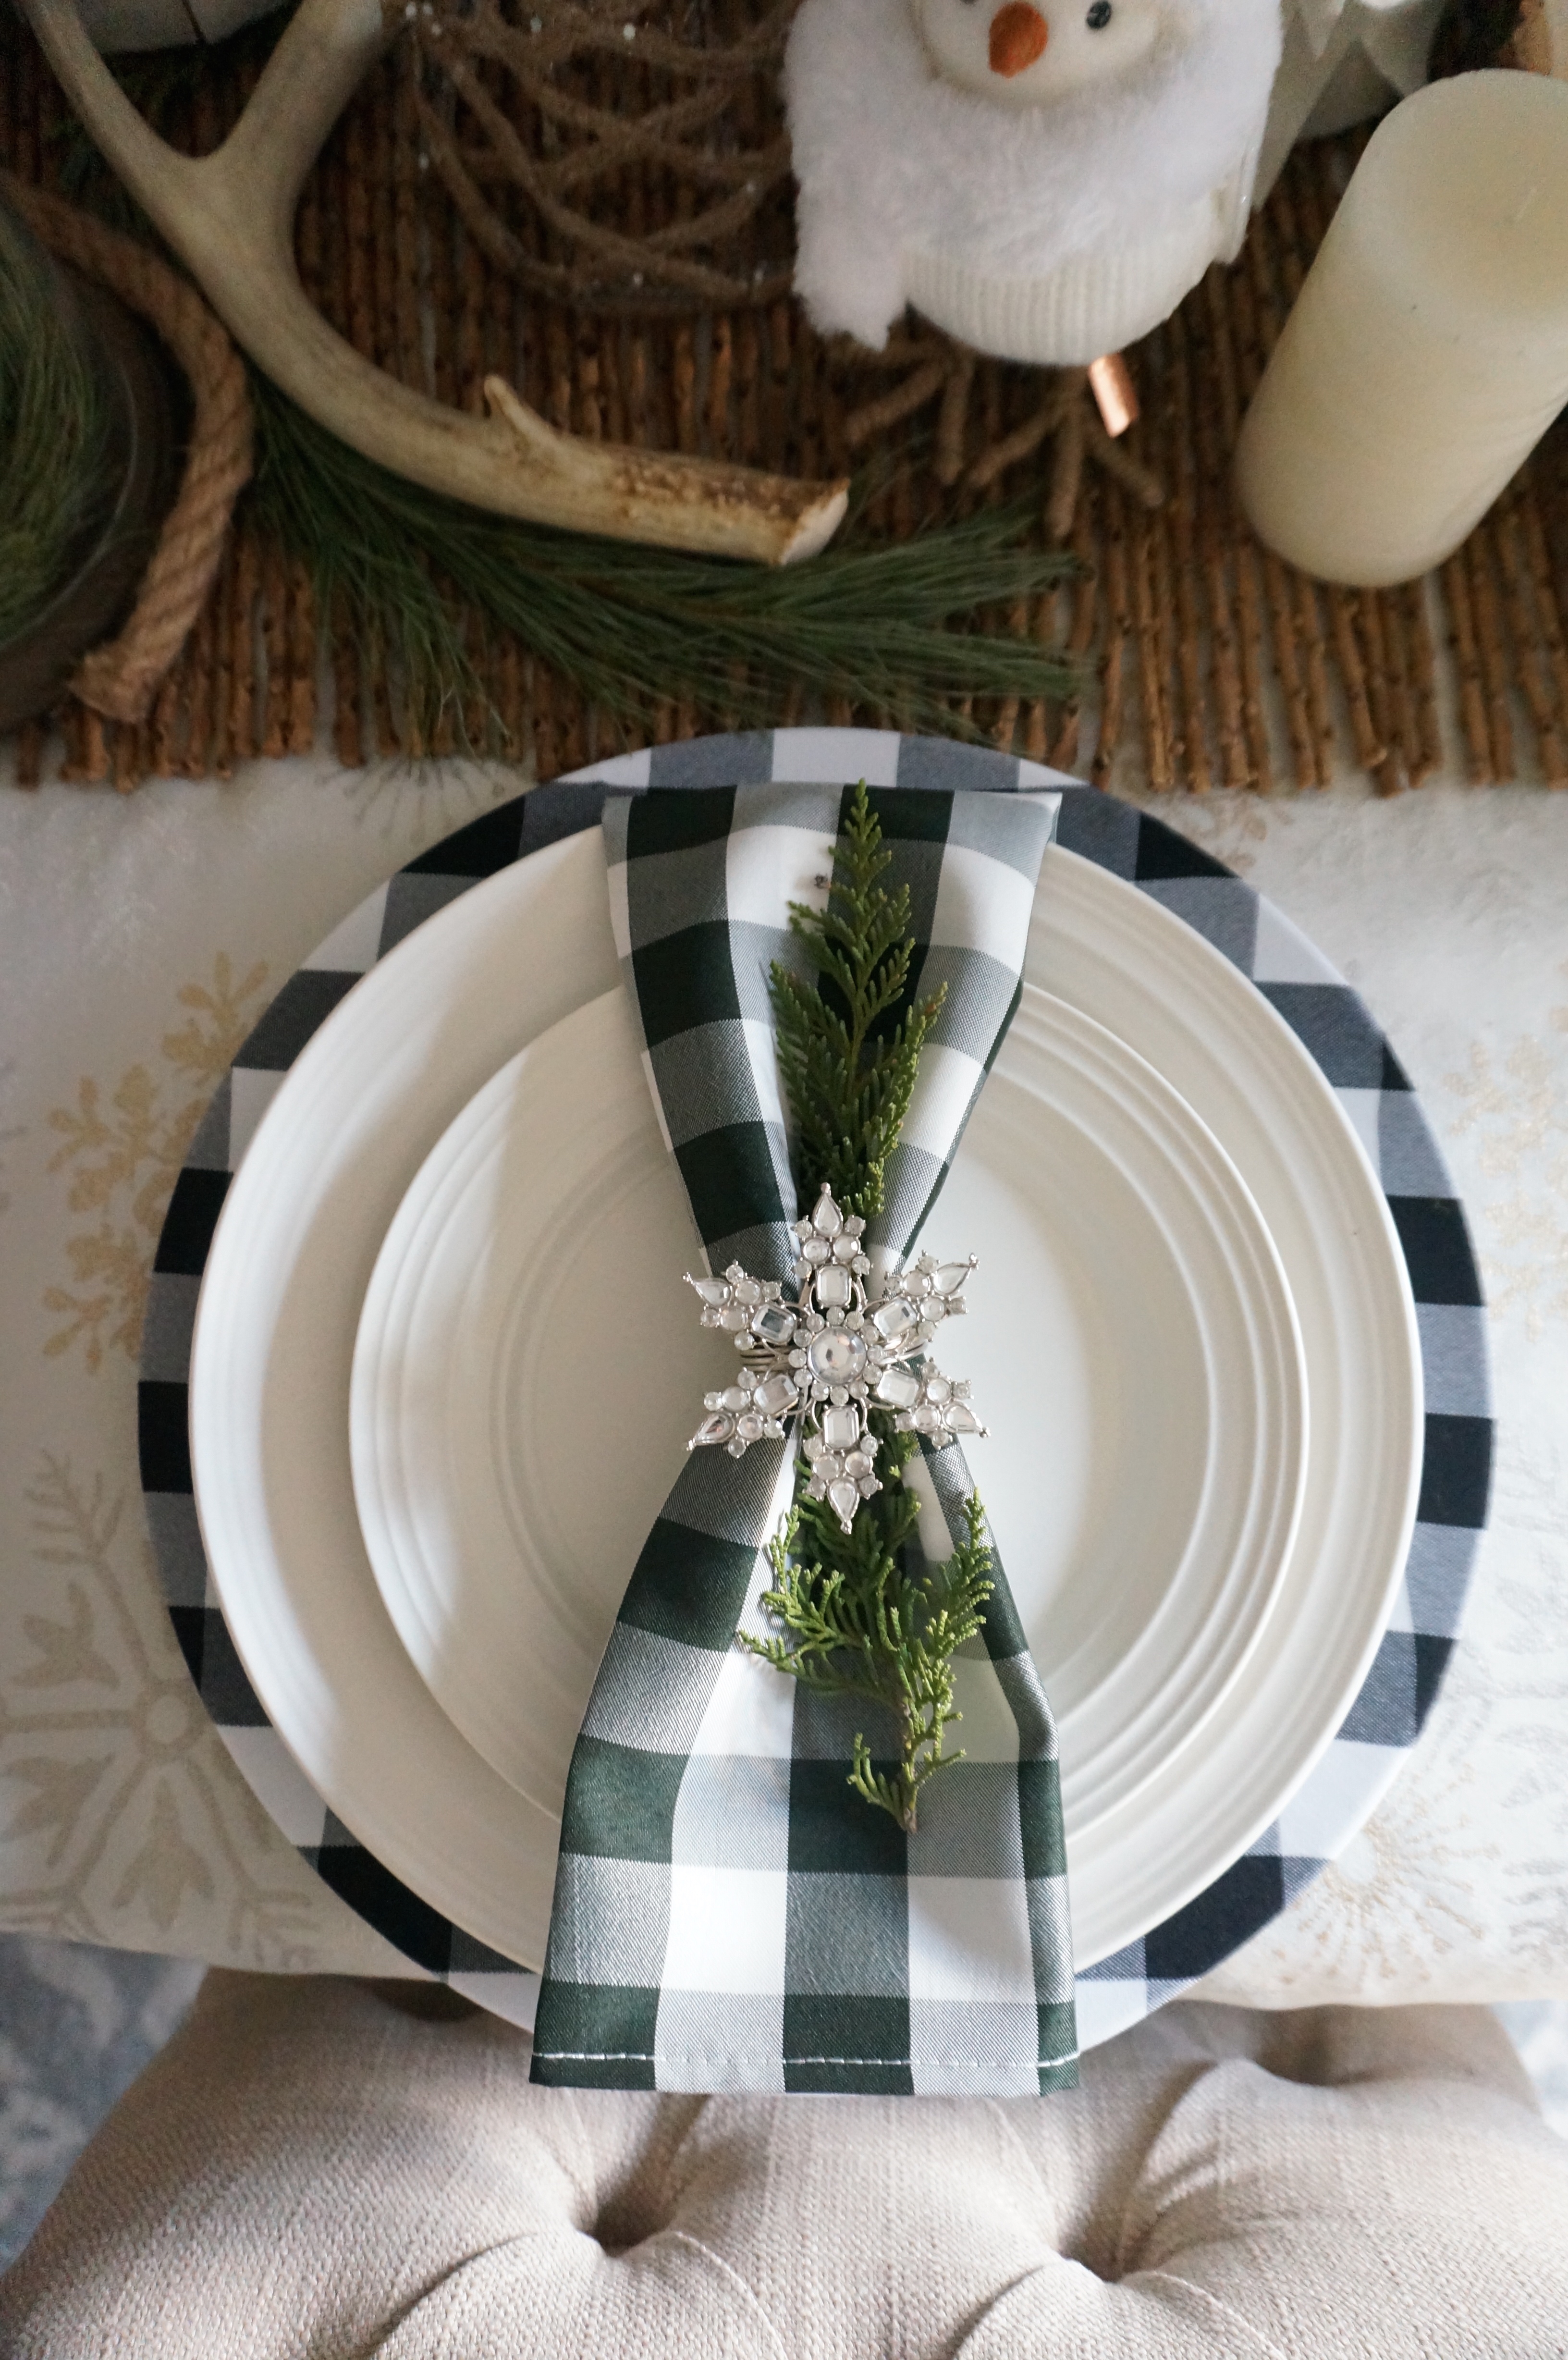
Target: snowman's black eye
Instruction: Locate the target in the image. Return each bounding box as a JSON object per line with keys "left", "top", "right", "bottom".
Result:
{"left": 1087, "top": 1, "right": 1112, "bottom": 23}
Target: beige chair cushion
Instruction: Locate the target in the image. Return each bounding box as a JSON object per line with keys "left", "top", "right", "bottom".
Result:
{"left": 3, "top": 1975, "right": 1566, "bottom": 2358}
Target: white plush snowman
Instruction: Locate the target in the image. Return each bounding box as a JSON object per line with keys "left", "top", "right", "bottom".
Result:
{"left": 785, "top": 0, "right": 1283, "bottom": 362}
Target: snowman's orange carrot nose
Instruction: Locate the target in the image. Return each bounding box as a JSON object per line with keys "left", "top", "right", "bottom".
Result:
{"left": 989, "top": 0, "right": 1049, "bottom": 74}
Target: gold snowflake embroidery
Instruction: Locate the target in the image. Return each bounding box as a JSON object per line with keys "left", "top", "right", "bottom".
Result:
{"left": 42, "top": 955, "right": 269, "bottom": 1371}
{"left": 0, "top": 1454, "right": 323, "bottom": 1962}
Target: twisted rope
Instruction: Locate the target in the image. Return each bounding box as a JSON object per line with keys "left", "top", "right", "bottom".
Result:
{"left": 1, "top": 173, "right": 252, "bottom": 726}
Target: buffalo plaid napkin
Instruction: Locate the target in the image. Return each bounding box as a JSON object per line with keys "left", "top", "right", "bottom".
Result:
{"left": 530, "top": 782, "right": 1077, "bottom": 2095}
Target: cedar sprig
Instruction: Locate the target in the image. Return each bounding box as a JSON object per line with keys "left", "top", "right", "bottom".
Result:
{"left": 768, "top": 782, "right": 946, "bottom": 1221}
{"left": 742, "top": 1445, "right": 993, "bottom": 1834}
{"left": 746, "top": 787, "right": 990, "bottom": 1832}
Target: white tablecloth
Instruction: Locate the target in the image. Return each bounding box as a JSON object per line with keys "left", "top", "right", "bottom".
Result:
{"left": 0, "top": 751, "right": 1563, "bottom": 2005}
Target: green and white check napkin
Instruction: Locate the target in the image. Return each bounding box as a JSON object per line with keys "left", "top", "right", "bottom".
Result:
{"left": 530, "top": 782, "right": 1077, "bottom": 2096}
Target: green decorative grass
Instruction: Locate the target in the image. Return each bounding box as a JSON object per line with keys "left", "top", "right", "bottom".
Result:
{"left": 0, "top": 205, "right": 119, "bottom": 648}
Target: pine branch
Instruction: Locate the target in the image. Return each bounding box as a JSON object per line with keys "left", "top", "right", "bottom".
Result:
{"left": 768, "top": 782, "right": 946, "bottom": 1220}
{"left": 245, "top": 378, "right": 1081, "bottom": 755}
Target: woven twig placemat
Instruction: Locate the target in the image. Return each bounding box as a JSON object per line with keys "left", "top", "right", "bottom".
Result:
{"left": 3, "top": 18, "right": 1565, "bottom": 794}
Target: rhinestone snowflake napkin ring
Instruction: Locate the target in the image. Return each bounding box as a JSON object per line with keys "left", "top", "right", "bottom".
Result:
{"left": 685, "top": 1184, "right": 985, "bottom": 1534}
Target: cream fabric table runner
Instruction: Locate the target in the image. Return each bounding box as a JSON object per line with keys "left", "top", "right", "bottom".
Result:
{"left": 0, "top": 746, "right": 1563, "bottom": 2014}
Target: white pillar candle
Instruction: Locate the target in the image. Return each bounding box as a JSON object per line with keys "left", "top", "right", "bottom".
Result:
{"left": 1235, "top": 71, "right": 1568, "bottom": 588}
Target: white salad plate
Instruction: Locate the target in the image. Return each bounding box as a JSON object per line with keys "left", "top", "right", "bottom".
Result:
{"left": 350, "top": 984, "right": 1307, "bottom": 1841}
{"left": 188, "top": 827, "right": 1422, "bottom": 1970}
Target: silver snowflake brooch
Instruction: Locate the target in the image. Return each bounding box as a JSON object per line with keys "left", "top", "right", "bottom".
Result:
{"left": 685, "top": 1183, "right": 985, "bottom": 1533}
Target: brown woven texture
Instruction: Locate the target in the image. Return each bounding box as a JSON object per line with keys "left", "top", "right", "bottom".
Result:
{"left": 4, "top": 19, "right": 1567, "bottom": 794}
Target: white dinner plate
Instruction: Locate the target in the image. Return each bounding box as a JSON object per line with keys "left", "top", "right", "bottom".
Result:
{"left": 351, "top": 985, "right": 1307, "bottom": 1840}
{"left": 189, "top": 827, "right": 1421, "bottom": 1969}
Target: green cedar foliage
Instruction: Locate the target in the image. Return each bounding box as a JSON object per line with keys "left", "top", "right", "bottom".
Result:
{"left": 748, "top": 1450, "right": 994, "bottom": 1835}
{"left": 768, "top": 782, "right": 945, "bottom": 1221}
{"left": 740, "top": 785, "right": 992, "bottom": 1833}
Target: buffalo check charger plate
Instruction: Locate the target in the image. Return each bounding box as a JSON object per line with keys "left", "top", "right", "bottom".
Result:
{"left": 139, "top": 732, "right": 1491, "bottom": 2068}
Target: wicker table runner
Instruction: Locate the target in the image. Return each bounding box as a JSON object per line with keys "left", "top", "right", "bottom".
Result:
{"left": 3, "top": 18, "right": 1566, "bottom": 795}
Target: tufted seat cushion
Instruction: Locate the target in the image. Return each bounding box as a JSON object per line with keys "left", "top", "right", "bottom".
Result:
{"left": 4, "top": 1972, "right": 1567, "bottom": 2357}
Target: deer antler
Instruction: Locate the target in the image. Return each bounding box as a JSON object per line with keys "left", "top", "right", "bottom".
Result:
{"left": 21, "top": 0, "right": 848, "bottom": 565}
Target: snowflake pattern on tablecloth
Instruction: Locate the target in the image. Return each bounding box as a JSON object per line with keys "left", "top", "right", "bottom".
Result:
{"left": 41, "top": 958, "right": 269, "bottom": 1374}
{"left": 0, "top": 1454, "right": 322, "bottom": 1965}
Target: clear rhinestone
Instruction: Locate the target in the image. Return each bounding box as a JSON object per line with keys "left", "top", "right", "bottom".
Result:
{"left": 694, "top": 1413, "right": 734, "bottom": 1447}
{"left": 946, "top": 1402, "right": 983, "bottom": 1434}
{"left": 828, "top": 1476, "right": 859, "bottom": 1528}
{"left": 924, "top": 1375, "right": 951, "bottom": 1405}
{"left": 821, "top": 1403, "right": 861, "bottom": 1450}
{"left": 690, "top": 1277, "right": 730, "bottom": 1305}
{"left": 718, "top": 1306, "right": 749, "bottom": 1331}
{"left": 751, "top": 1305, "right": 796, "bottom": 1345}
{"left": 802, "top": 1432, "right": 825, "bottom": 1461}
{"left": 845, "top": 1216, "right": 866, "bottom": 1237}
{"left": 857, "top": 1473, "right": 881, "bottom": 1497}
{"left": 733, "top": 1276, "right": 762, "bottom": 1306}
{"left": 814, "top": 1264, "right": 853, "bottom": 1310}
{"left": 844, "top": 1450, "right": 872, "bottom": 1477}
{"left": 802, "top": 1237, "right": 830, "bottom": 1265}
{"left": 754, "top": 1374, "right": 797, "bottom": 1415}
{"left": 871, "top": 1297, "right": 918, "bottom": 1340}
{"left": 815, "top": 1452, "right": 844, "bottom": 1482}
{"left": 906, "top": 1270, "right": 932, "bottom": 1296}
{"left": 832, "top": 1235, "right": 859, "bottom": 1264}
{"left": 812, "top": 1191, "right": 843, "bottom": 1238}
{"left": 935, "top": 1262, "right": 973, "bottom": 1294}
{"left": 726, "top": 1436, "right": 747, "bottom": 1457}
{"left": 736, "top": 1414, "right": 765, "bottom": 1441}
{"left": 911, "top": 1404, "right": 943, "bottom": 1433}
{"left": 808, "top": 1329, "right": 868, "bottom": 1382}
{"left": 875, "top": 1365, "right": 920, "bottom": 1408}
{"left": 720, "top": 1385, "right": 748, "bottom": 1412}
